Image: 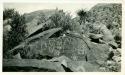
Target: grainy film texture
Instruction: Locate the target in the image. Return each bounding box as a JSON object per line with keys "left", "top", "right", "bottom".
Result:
{"left": 3, "top": 3, "right": 121, "bottom": 72}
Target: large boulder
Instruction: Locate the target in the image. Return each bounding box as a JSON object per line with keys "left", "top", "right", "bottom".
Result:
{"left": 19, "top": 33, "right": 110, "bottom": 66}
{"left": 89, "top": 23, "right": 118, "bottom": 49}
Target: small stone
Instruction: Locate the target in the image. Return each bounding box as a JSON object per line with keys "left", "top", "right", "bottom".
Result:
{"left": 12, "top": 53, "right": 22, "bottom": 59}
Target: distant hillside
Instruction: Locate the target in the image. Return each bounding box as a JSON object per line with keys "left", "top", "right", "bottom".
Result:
{"left": 87, "top": 3, "right": 122, "bottom": 47}
{"left": 88, "top": 3, "right": 122, "bottom": 30}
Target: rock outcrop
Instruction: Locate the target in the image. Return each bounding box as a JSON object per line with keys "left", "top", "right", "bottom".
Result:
{"left": 16, "top": 32, "right": 110, "bottom": 67}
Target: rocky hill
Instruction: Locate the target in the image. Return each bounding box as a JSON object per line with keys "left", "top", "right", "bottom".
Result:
{"left": 3, "top": 4, "right": 121, "bottom": 72}
{"left": 86, "top": 3, "right": 121, "bottom": 48}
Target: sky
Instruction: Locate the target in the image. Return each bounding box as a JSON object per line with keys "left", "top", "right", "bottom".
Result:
{"left": 4, "top": 3, "right": 97, "bottom": 17}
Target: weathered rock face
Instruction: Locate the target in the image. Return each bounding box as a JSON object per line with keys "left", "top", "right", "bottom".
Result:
{"left": 88, "top": 23, "right": 118, "bottom": 49}
{"left": 87, "top": 42, "right": 109, "bottom": 65}
{"left": 21, "top": 35, "right": 88, "bottom": 60}
{"left": 20, "top": 34, "right": 110, "bottom": 66}
{"left": 49, "top": 56, "right": 100, "bottom": 72}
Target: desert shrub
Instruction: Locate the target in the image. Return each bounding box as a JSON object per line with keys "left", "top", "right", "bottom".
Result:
{"left": 42, "top": 9, "right": 82, "bottom": 34}
{"left": 3, "top": 9, "right": 27, "bottom": 57}
{"left": 77, "top": 9, "right": 87, "bottom": 25}
{"left": 37, "top": 13, "right": 49, "bottom": 25}
{"left": 3, "top": 9, "right": 15, "bottom": 20}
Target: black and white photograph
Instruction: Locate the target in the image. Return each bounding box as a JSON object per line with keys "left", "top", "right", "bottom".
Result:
{"left": 1, "top": 0, "right": 124, "bottom": 73}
